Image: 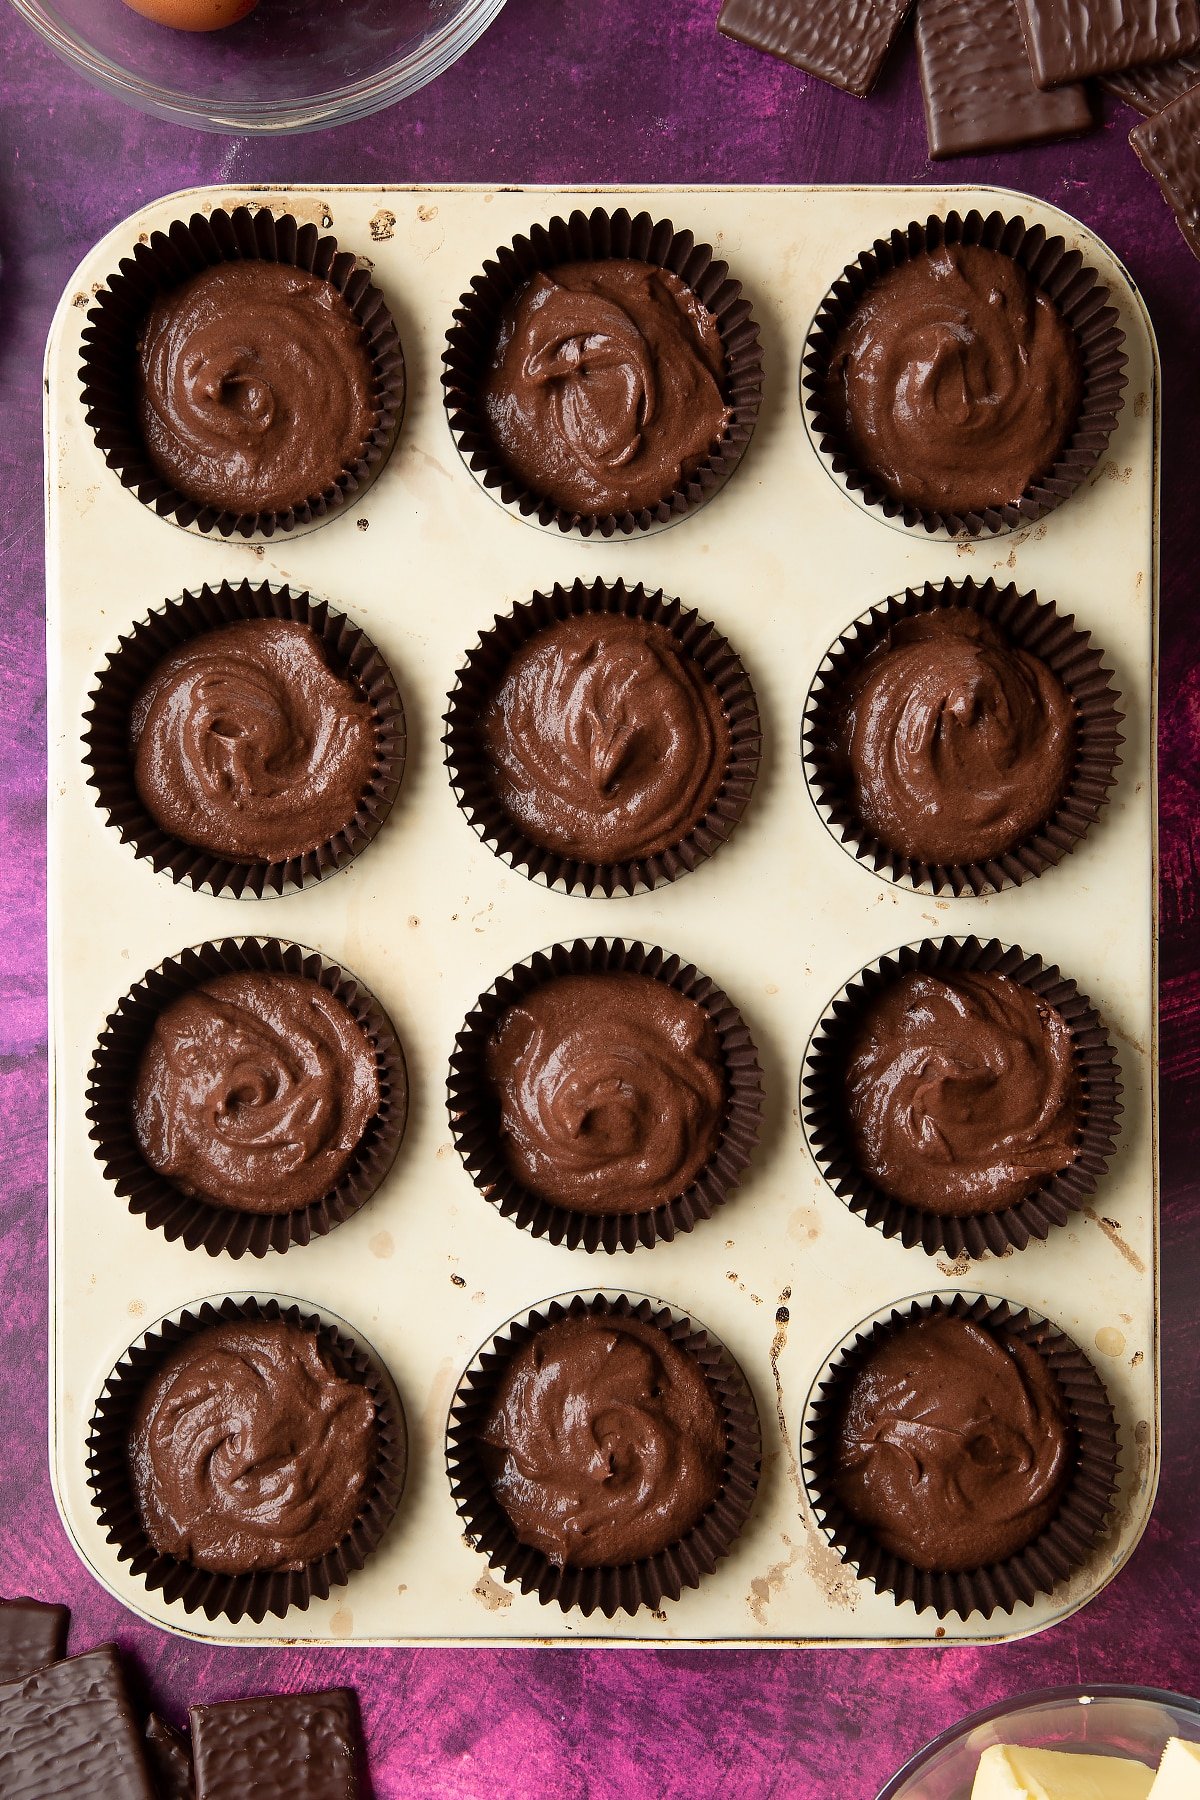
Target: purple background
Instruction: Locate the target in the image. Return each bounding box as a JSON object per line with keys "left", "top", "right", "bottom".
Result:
{"left": 2, "top": 4, "right": 1199, "bottom": 1794}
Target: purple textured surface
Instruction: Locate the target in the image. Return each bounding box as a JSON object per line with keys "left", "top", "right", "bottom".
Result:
{"left": 1, "top": 5, "right": 1199, "bottom": 1797}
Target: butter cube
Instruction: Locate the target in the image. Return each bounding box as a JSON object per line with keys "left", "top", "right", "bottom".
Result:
{"left": 1149, "top": 1740, "right": 1200, "bottom": 1798}
{"left": 972, "top": 1744, "right": 1156, "bottom": 1800}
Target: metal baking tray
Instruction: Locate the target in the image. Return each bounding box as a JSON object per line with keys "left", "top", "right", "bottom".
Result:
{"left": 44, "top": 184, "right": 1159, "bottom": 1646}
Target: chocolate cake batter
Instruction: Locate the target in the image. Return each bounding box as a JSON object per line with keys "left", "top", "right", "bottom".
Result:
{"left": 481, "top": 613, "right": 730, "bottom": 863}
{"left": 480, "top": 1312, "right": 725, "bottom": 1567}
{"left": 481, "top": 259, "right": 730, "bottom": 515}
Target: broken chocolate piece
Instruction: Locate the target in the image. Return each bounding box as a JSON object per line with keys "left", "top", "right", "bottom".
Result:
{"left": 1103, "top": 49, "right": 1200, "bottom": 114}
{"left": 1131, "top": 84, "right": 1200, "bottom": 258}
{"left": 717, "top": 0, "right": 914, "bottom": 97}
{"left": 0, "top": 1600, "right": 68, "bottom": 1684}
{"left": 1014, "top": 0, "right": 1200, "bottom": 86}
{"left": 915, "top": 0, "right": 1092, "bottom": 155}
{"left": 190, "top": 1690, "right": 361, "bottom": 1800}
{"left": 0, "top": 1646, "right": 156, "bottom": 1799}
{"left": 145, "top": 1715, "right": 194, "bottom": 1800}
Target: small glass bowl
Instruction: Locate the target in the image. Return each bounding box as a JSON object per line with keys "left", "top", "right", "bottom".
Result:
{"left": 8, "top": 0, "right": 507, "bottom": 134}
{"left": 878, "top": 1686, "right": 1200, "bottom": 1800}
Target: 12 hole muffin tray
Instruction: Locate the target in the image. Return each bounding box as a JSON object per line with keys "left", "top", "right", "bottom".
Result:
{"left": 45, "top": 185, "right": 1158, "bottom": 1646}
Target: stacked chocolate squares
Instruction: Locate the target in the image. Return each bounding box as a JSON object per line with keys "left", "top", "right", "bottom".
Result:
{"left": 0, "top": 1597, "right": 365, "bottom": 1800}
{"left": 718, "top": 0, "right": 1200, "bottom": 260}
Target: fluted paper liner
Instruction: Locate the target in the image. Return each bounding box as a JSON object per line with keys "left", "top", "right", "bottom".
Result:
{"left": 802, "top": 577, "right": 1123, "bottom": 896}
{"left": 80, "top": 205, "right": 406, "bottom": 540}
{"left": 801, "top": 936, "right": 1122, "bottom": 1258}
{"left": 444, "top": 578, "right": 761, "bottom": 897}
{"left": 83, "top": 580, "right": 406, "bottom": 899}
{"left": 442, "top": 205, "right": 764, "bottom": 538}
{"left": 447, "top": 938, "right": 765, "bottom": 1253}
{"left": 802, "top": 209, "right": 1127, "bottom": 537}
{"left": 87, "top": 937, "right": 407, "bottom": 1258}
{"left": 802, "top": 1292, "right": 1120, "bottom": 1620}
{"left": 446, "top": 1292, "right": 762, "bottom": 1617}
{"left": 86, "top": 1295, "right": 407, "bottom": 1624}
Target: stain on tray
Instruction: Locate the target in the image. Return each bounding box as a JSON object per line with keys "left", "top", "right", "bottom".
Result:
{"left": 768, "top": 1288, "right": 803, "bottom": 1510}
{"left": 1094, "top": 1325, "right": 1126, "bottom": 1358}
{"left": 473, "top": 1574, "right": 512, "bottom": 1611}
{"left": 329, "top": 1606, "right": 353, "bottom": 1634}
{"left": 451, "top": 1272, "right": 466, "bottom": 1288}
{"left": 1081, "top": 1205, "right": 1146, "bottom": 1274}
{"left": 935, "top": 1251, "right": 971, "bottom": 1279}
{"left": 370, "top": 209, "right": 396, "bottom": 242}
{"left": 747, "top": 1535, "right": 802, "bottom": 1626}
{"left": 369, "top": 1230, "right": 394, "bottom": 1260}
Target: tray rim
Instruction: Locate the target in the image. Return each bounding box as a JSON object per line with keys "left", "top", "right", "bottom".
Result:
{"left": 43, "top": 179, "right": 1162, "bottom": 1650}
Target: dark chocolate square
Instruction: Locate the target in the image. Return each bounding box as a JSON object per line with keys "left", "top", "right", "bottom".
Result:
{"left": 145, "top": 1714, "right": 194, "bottom": 1800}
{"left": 1015, "top": 0, "right": 1200, "bottom": 87}
{"left": 0, "top": 1599, "right": 68, "bottom": 1685}
{"left": 1103, "top": 49, "right": 1200, "bottom": 114}
{"left": 0, "top": 1646, "right": 157, "bottom": 1800}
{"left": 190, "top": 1689, "right": 361, "bottom": 1800}
{"left": 1131, "top": 83, "right": 1200, "bottom": 259}
{"left": 916, "top": 0, "right": 1092, "bottom": 155}
{"left": 717, "top": 0, "right": 915, "bottom": 98}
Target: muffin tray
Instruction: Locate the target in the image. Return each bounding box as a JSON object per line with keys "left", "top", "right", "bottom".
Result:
{"left": 44, "top": 184, "right": 1159, "bottom": 1646}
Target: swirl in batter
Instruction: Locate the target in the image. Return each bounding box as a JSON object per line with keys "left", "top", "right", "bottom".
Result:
{"left": 480, "top": 259, "right": 730, "bottom": 515}
{"left": 839, "top": 610, "right": 1076, "bottom": 867}
{"left": 129, "top": 1320, "right": 377, "bottom": 1575}
{"left": 843, "top": 969, "right": 1081, "bottom": 1214}
{"left": 132, "top": 971, "right": 380, "bottom": 1214}
{"left": 832, "top": 1315, "right": 1071, "bottom": 1570}
{"left": 481, "top": 1312, "right": 725, "bottom": 1567}
{"left": 481, "top": 613, "right": 730, "bottom": 863}
{"left": 485, "top": 972, "right": 725, "bottom": 1215}
{"left": 131, "top": 618, "right": 377, "bottom": 863}
{"left": 137, "top": 261, "right": 376, "bottom": 514}
{"left": 823, "top": 244, "right": 1082, "bottom": 513}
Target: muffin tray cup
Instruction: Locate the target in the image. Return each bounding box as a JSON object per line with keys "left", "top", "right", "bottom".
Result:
{"left": 45, "top": 184, "right": 1159, "bottom": 1648}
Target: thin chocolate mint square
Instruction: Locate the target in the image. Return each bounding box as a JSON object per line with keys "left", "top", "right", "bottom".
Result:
{"left": 0, "top": 1599, "right": 68, "bottom": 1684}
{"left": 0, "top": 1646, "right": 156, "bottom": 1800}
{"left": 718, "top": 0, "right": 915, "bottom": 98}
{"left": 1015, "top": 0, "right": 1200, "bottom": 87}
{"left": 1131, "top": 83, "right": 1200, "bottom": 259}
{"left": 916, "top": 0, "right": 1092, "bottom": 156}
{"left": 191, "top": 1689, "right": 362, "bottom": 1800}
{"left": 145, "top": 1713, "right": 195, "bottom": 1800}
{"left": 1104, "top": 49, "right": 1200, "bottom": 114}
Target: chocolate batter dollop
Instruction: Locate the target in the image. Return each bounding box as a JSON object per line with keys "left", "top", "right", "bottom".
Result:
{"left": 832, "top": 1315, "right": 1071, "bottom": 1570}
{"left": 485, "top": 972, "right": 725, "bottom": 1215}
{"left": 131, "top": 619, "right": 377, "bottom": 863}
{"left": 823, "top": 245, "right": 1082, "bottom": 514}
{"left": 481, "top": 614, "right": 730, "bottom": 863}
{"left": 844, "top": 970, "right": 1081, "bottom": 1214}
{"left": 480, "top": 259, "right": 731, "bottom": 515}
{"left": 839, "top": 610, "right": 1076, "bottom": 866}
{"left": 130, "top": 1319, "right": 377, "bottom": 1575}
{"left": 137, "top": 262, "right": 376, "bottom": 514}
{"left": 132, "top": 971, "right": 380, "bottom": 1214}
{"left": 481, "top": 1312, "right": 725, "bottom": 1567}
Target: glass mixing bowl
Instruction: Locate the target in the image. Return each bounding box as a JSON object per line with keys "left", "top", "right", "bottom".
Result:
{"left": 8, "top": 0, "right": 508, "bottom": 133}
{"left": 878, "top": 1686, "right": 1200, "bottom": 1800}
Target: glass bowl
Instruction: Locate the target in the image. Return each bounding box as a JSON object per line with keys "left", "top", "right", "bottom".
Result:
{"left": 878, "top": 1686, "right": 1200, "bottom": 1800}
{"left": 8, "top": 0, "right": 508, "bottom": 134}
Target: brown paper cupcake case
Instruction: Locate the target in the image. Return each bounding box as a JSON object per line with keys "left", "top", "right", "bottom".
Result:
{"left": 444, "top": 578, "right": 762, "bottom": 897}
{"left": 801, "top": 936, "right": 1122, "bottom": 1259}
{"left": 802, "top": 577, "right": 1123, "bottom": 897}
{"left": 802, "top": 209, "right": 1128, "bottom": 537}
{"left": 442, "top": 205, "right": 764, "bottom": 538}
{"left": 445, "top": 1291, "right": 762, "bottom": 1617}
{"left": 79, "top": 205, "right": 406, "bottom": 539}
{"left": 802, "top": 1291, "right": 1120, "bottom": 1620}
{"left": 83, "top": 579, "right": 406, "bottom": 900}
{"left": 86, "top": 1294, "right": 407, "bottom": 1623}
{"left": 447, "top": 937, "right": 765, "bottom": 1254}
{"left": 87, "top": 936, "right": 408, "bottom": 1259}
